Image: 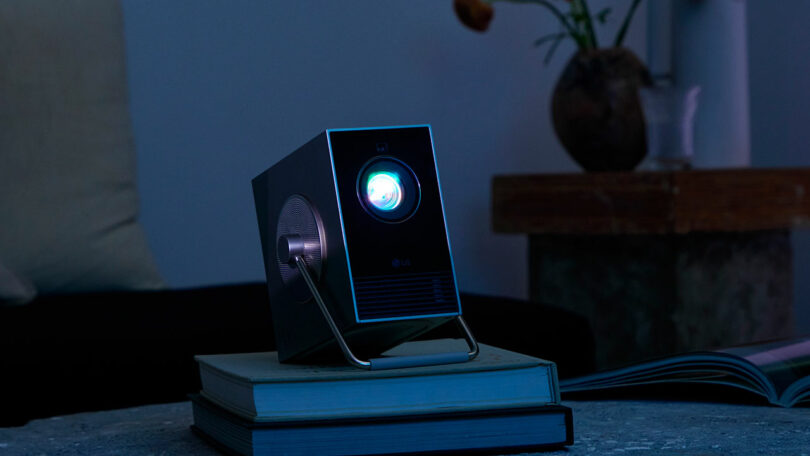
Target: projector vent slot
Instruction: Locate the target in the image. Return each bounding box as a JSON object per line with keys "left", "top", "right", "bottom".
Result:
{"left": 354, "top": 271, "right": 459, "bottom": 321}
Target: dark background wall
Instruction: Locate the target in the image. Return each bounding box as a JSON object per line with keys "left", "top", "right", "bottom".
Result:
{"left": 747, "top": 0, "right": 810, "bottom": 333}
{"left": 122, "top": 0, "right": 646, "bottom": 297}
{"left": 122, "top": 0, "right": 808, "bottom": 333}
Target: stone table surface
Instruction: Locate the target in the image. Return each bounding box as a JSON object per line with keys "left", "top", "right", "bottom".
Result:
{"left": 0, "top": 400, "right": 808, "bottom": 455}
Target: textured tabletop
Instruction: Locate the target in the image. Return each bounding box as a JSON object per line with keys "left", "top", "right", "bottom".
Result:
{"left": 1, "top": 400, "right": 808, "bottom": 455}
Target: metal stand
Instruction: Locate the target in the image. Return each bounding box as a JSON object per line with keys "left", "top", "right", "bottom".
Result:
{"left": 291, "top": 254, "right": 479, "bottom": 370}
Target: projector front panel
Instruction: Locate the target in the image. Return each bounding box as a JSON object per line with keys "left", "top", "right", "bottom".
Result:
{"left": 328, "top": 126, "right": 461, "bottom": 323}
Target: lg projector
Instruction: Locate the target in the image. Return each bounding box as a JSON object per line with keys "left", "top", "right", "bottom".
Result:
{"left": 252, "top": 125, "right": 477, "bottom": 369}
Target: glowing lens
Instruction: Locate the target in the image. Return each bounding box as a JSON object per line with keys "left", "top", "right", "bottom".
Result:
{"left": 366, "top": 172, "right": 403, "bottom": 211}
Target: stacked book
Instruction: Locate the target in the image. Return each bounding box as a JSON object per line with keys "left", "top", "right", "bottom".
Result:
{"left": 191, "top": 339, "right": 573, "bottom": 455}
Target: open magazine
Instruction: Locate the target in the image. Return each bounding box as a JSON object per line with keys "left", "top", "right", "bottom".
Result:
{"left": 560, "top": 337, "right": 810, "bottom": 407}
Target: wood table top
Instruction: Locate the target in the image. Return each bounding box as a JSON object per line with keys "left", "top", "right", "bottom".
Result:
{"left": 492, "top": 168, "right": 810, "bottom": 235}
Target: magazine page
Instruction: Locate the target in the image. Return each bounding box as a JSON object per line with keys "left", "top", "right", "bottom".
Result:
{"left": 560, "top": 353, "right": 772, "bottom": 398}
{"left": 561, "top": 337, "right": 810, "bottom": 406}
{"left": 719, "top": 336, "right": 810, "bottom": 405}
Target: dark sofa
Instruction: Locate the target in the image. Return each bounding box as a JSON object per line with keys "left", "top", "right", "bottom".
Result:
{"left": 0, "top": 285, "right": 594, "bottom": 427}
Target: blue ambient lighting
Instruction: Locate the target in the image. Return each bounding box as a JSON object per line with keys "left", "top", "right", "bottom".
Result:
{"left": 366, "top": 172, "right": 403, "bottom": 211}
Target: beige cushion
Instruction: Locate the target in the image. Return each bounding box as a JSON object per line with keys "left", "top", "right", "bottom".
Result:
{"left": 0, "top": 260, "right": 36, "bottom": 304}
{"left": 0, "top": 0, "right": 164, "bottom": 293}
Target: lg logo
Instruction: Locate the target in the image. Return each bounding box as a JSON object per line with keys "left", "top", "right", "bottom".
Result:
{"left": 391, "top": 258, "right": 412, "bottom": 268}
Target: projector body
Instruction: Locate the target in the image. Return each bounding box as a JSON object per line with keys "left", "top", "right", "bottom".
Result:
{"left": 253, "top": 125, "right": 464, "bottom": 364}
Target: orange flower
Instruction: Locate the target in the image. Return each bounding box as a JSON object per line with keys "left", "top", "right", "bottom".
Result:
{"left": 453, "top": 0, "right": 494, "bottom": 32}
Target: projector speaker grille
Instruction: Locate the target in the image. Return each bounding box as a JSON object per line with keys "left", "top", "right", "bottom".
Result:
{"left": 276, "top": 195, "right": 325, "bottom": 302}
{"left": 354, "top": 271, "right": 457, "bottom": 321}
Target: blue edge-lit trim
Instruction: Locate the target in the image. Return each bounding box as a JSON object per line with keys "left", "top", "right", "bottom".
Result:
{"left": 326, "top": 124, "right": 463, "bottom": 324}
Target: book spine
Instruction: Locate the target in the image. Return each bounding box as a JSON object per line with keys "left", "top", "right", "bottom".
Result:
{"left": 550, "top": 362, "right": 562, "bottom": 404}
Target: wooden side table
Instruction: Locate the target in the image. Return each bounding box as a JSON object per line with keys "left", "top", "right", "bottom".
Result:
{"left": 492, "top": 168, "right": 810, "bottom": 369}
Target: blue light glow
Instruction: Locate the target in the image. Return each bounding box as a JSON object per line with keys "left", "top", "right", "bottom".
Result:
{"left": 366, "top": 172, "right": 403, "bottom": 211}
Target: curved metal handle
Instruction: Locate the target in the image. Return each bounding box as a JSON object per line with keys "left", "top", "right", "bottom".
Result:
{"left": 291, "top": 253, "right": 478, "bottom": 370}
{"left": 293, "top": 254, "right": 370, "bottom": 368}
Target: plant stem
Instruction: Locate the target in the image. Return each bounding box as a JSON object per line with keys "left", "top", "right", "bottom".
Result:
{"left": 494, "top": 0, "right": 588, "bottom": 49}
{"left": 614, "top": 0, "right": 642, "bottom": 47}
{"left": 544, "top": 33, "right": 568, "bottom": 64}
{"left": 574, "top": 0, "right": 598, "bottom": 49}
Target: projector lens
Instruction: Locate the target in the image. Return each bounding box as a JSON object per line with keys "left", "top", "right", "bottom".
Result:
{"left": 366, "top": 172, "right": 403, "bottom": 211}
{"left": 357, "top": 157, "right": 420, "bottom": 223}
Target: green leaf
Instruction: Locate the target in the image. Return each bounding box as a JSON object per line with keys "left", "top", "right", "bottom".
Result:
{"left": 614, "top": 0, "right": 642, "bottom": 46}
{"left": 596, "top": 7, "right": 611, "bottom": 24}
{"left": 533, "top": 32, "right": 568, "bottom": 48}
{"left": 495, "top": 0, "right": 589, "bottom": 50}
{"left": 544, "top": 33, "right": 568, "bottom": 65}
{"left": 569, "top": 11, "right": 588, "bottom": 24}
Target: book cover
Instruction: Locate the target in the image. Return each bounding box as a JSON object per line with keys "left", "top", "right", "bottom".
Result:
{"left": 195, "top": 339, "right": 561, "bottom": 422}
{"left": 190, "top": 394, "right": 573, "bottom": 456}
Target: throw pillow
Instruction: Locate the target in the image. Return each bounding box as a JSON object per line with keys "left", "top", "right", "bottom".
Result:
{"left": 0, "top": 0, "right": 165, "bottom": 293}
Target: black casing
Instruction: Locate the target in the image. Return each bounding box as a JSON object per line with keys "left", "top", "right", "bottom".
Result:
{"left": 252, "top": 126, "right": 460, "bottom": 363}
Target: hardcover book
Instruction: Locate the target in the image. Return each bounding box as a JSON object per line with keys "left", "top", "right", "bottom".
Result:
{"left": 195, "top": 339, "right": 561, "bottom": 422}
{"left": 192, "top": 339, "right": 573, "bottom": 455}
{"left": 561, "top": 336, "right": 810, "bottom": 407}
{"left": 191, "top": 394, "right": 573, "bottom": 456}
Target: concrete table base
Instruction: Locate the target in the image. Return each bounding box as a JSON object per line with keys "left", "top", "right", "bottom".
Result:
{"left": 494, "top": 169, "right": 810, "bottom": 371}
{"left": 530, "top": 230, "right": 795, "bottom": 370}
